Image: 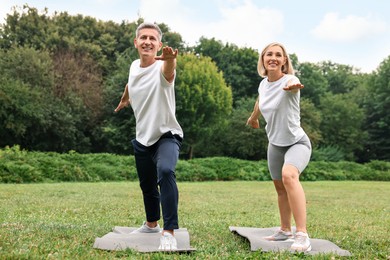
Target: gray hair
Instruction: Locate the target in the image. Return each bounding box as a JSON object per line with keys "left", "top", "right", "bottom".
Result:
{"left": 135, "top": 22, "right": 162, "bottom": 41}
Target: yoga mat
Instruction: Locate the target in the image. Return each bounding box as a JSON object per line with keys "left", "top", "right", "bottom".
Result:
{"left": 229, "top": 226, "right": 351, "bottom": 256}
{"left": 93, "top": 226, "right": 196, "bottom": 253}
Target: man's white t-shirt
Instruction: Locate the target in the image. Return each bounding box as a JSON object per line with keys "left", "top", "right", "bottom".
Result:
{"left": 258, "top": 74, "right": 305, "bottom": 146}
{"left": 127, "top": 59, "right": 183, "bottom": 146}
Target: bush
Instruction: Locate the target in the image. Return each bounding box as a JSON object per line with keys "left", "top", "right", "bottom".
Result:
{"left": 311, "top": 145, "right": 346, "bottom": 162}
{"left": 176, "top": 161, "right": 218, "bottom": 181}
{"left": 0, "top": 146, "right": 389, "bottom": 183}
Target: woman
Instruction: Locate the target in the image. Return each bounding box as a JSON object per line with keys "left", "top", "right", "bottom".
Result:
{"left": 246, "top": 42, "right": 312, "bottom": 252}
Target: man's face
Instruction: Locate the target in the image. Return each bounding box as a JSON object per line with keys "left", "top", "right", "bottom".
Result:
{"left": 134, "top": 28, "right": 162, "bottom": 58}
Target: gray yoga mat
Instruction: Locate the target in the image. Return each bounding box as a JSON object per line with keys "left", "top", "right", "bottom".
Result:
{"left": 93, "top": 226, "right": 196, "bottom": 253}
{"left": 229, "top": 226, "right": 351, "bottom": 256}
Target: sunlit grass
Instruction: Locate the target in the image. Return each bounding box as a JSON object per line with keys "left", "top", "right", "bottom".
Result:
{"left": 0, "top": 181, "right": 389, "bottom": 259}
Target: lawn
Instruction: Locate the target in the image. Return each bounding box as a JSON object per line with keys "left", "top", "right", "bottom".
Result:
{"left": 0, "top": 181, "right": 389, "bottom": 259}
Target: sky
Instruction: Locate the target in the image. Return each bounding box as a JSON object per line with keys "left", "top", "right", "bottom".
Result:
{"left": 1, "top": 0, "right": 390, "bottom": 73}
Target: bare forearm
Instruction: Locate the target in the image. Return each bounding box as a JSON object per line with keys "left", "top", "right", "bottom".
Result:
{"left": 155, "top": 46, "right": 178, "bottom": 83}
{"left": 162, "top": 59, "right": 176, "bottom": 83}
{"left": 246, "top": 96, "right": 260, "bottom": 128}
{"left": 114, "top": 84, "right": 130, "bottom": 113}
{"left": 121, "top": 84, "right": 130, "bottom": 103}
{"left": 251, "top": 97, "right": 260, "bottom": 118}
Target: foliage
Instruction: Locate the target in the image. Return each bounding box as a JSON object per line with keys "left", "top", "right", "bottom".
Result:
{"left": 90, "top": 49, "right": 137, "bottom": 154}
{"left": 0, "top": 5, "right": 389, "bottom": 162}
{"left": 0, "top": 47, "right": 94, "bottom": 152}
{"left": 1, "top": 147, "right": 389, "bottom": 184}
{"left": 311, "top": 145, "right": 346, "bottom": 162}
{"left": 364, "top": 56, "right": 390, "bottom": 161}
{"left": 0, "top": 46, "right": 54, "bottom": 89}
{"left": 0, "top": 146, "right": 137, "bottom": 183}
{"left": 193, "top": 37, "right": 260, "bottom": 102}
{"left": 300, "top": 98, "right": 322, "bottom": 146}
{"left": 318, "top": 61, "right": 361, "bottom": 94}
{"left": 318, "top": 93, "right": 367, "bottom": 161}
{"left": 175, "top": 53, "right": 233, "bottom": 158}
{"left": 194, "top": 97, "right": 268, "bottom": 160}
{"left": 296, "top": 62, "right": 328, "bottom": 106}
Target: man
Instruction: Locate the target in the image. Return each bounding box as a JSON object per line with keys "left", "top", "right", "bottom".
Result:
{"left": 114, "top": 22, "right": 183, "bottom": 251}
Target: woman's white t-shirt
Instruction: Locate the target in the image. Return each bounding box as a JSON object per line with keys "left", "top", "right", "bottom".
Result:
{"left": 258, "top": 74, "right": 305, "bottom": 146}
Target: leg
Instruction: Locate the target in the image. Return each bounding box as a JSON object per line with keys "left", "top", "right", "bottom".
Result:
{"left": 267, "top": 142, "right": 292, "bottom": 231}
{"left": 131, "top": 139, "right": 160, "bottom": 224}
{"left": 153, "top": 136, "right": 181, "bottom": 233}
{"left": 282, "top": 137, "right": 311, "bottom": 233}
{"left": 273, "top": 180, "right": 292, "bottom": 232}
{"left": 281, "top": 164, "right": 307, "bottom": 233}
{"left": 284, "top": 164, "right": 312, "bottom": 251}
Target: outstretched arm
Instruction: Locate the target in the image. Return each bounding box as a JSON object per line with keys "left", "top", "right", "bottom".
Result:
{"left": 155, "top": 46, "right": 178, "bottom": 83}
{"left": 114, "top": 84, "right": 131, "bottom": 112}
{"left": 246, "top": 96, "right": 260, "bottom": 129}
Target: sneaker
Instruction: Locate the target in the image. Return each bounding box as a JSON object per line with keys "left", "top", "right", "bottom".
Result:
{"left": 291, "top": 231, "right": 311, "bottom": 252}
{"left": 264, "top": 229, "right": 294, "bottom": 241}
{"left": 158, "top": 232, "right": 177, "bottom": 251}
{"left": 131, "top": 221, "right": 161, "bottom": 234}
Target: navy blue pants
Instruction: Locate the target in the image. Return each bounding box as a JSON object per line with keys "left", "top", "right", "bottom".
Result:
{"left": 131, "top": 132, "right": 182, "bottom": 230}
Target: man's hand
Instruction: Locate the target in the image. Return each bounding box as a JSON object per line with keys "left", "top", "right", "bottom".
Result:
{"left": 155, "top": 46, "right": 178, "bottom": 61}
{"left": 114, "top": 100, "right": 130, "bottom": 113}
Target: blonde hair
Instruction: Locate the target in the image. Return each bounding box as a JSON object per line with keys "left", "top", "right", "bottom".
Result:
{"left": 257, "top": 42, "right": 294, "bottom": 77}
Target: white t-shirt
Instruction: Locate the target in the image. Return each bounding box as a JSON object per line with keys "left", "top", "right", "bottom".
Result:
{"left": 127, "top": 59, "right": 183, "bottom": 146}
{"left": 258, "top": 74, "right": 305, "bottom": 146}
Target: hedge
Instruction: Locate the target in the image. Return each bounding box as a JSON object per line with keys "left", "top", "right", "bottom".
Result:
{"left": 0, "top": 146, "right": 389, "bottom": 183}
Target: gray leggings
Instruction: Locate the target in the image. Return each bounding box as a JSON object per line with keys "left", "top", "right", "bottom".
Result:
{"left": 267, "top": 134, "right": 312, "bottom": 180}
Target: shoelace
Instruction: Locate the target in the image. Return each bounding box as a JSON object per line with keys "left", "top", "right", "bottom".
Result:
{"left": 294, "top": 234, "right": 307, "bottom": 244}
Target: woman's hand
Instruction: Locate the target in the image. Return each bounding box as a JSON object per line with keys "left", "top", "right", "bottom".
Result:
{"left": 246, "top": 116, "right": 260, "bottom": 129}
{"left": 283, "top": 83, "right": 304, "bottom": 92}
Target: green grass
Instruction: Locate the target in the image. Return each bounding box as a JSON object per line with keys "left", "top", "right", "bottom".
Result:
{"left": 0, "top": 181, "right": 389, "bottom": 259}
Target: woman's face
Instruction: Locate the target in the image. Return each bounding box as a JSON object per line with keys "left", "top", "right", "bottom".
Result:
{"left": 263, "top": 45, "right": 286, "bottom": 74}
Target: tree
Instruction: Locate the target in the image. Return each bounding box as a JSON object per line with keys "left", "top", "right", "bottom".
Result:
{"left": 319, "top": 93, "right": 366, "bottom": 161}
{"left": 175, "top": 53, "right": 233, "bottom": 158}
{"left": 318, "top": 61, "right": 361, "bottom": 94}
{"left": 93, "top": 49, "right": 137, "bottom": 154}
{"left": 0, "top": 46, "right": 94, "bottom": 152}
{"left": 296, "top": 62, "right": 328, "bottom": 106}
{"left": 0, "top": 5, "right": 49, "bottom": 50}
{"left": 158, "top": 23, "right": 186, "bottom": 52}
{"left": 300, "top": 98, "right": 322, "bottom": 147}
{"left": 0, "top": 45, "right": 54, "bottom": 89}
{"left": 0, "top": 47, "right": 54, "bottom": 148}
{"left": 215, "top": 97, "right": 267, "bottom": 160}
{"left": 52, "top": 50, "right": 103, "bottom": 126}
{"left": 193, "top": 37, "right": 260, "bottom": 103}
{"left": 364, "top": 56, "right": 390, "bottom": 161}
{"left": 0, "top": 77, "right": 46, "bottom": 147}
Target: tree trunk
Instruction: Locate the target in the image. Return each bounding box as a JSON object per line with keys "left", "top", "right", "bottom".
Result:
{"left": 188, "top": 145, "right": 194, "bottom": 160}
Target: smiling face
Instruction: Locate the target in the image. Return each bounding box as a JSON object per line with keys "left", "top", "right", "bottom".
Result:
{"left": 263, "top": 45, "right": 287, "bottom": 75}
{"left": 134, "top": 28, "right": 163, "bottom": 64}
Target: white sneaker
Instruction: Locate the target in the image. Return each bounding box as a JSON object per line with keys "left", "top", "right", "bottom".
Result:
{"left": 290, "top": 231, "right": 311, "bottom": 252}
{"left": 158, "top": 232, "right": 177, "bottom": 251}
{"left": 264, "top": 229, "right": 294, "bottom": 241}
{"left": 131, "top": 221, "right": 161, "bottom": 234}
